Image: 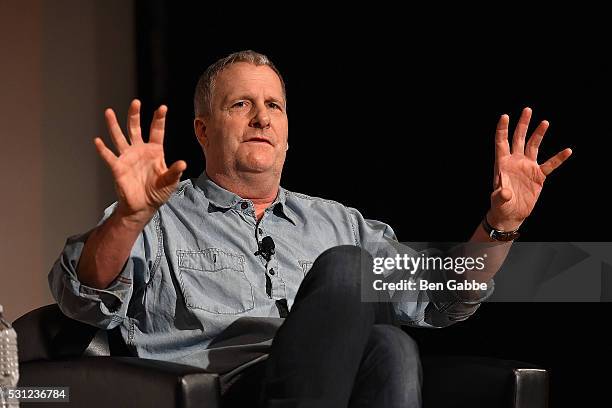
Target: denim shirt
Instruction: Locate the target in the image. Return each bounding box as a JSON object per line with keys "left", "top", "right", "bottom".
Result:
{"left": 48, "top": 173, "right": 491, "bottom": 372}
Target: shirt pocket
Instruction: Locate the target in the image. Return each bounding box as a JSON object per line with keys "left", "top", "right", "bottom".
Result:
{"left": 298, "top": 260, "right": 314, "bottom": 276}
{"left": 177, "top": 249, "right": 254, "bottom": 314}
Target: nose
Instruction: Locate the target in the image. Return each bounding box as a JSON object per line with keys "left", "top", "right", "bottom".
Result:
{"left": 249, "top": 103, "right": 271, "bottom": 129}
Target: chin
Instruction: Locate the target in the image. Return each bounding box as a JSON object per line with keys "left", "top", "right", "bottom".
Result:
{"left": 237, "top": 155, "right": 276, "bottom": 174}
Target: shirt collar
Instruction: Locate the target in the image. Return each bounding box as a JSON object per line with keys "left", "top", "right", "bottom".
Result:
{"left": 195, "top": 172, "right": 297, "bottom": 225}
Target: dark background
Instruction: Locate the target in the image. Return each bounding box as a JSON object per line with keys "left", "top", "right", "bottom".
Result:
{"left": 135, "top": 3, "right": 610, "bottom": 405}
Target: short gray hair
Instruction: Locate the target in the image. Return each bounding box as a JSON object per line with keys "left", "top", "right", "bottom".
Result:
{"left": 193, "top": 50, "right": 286, "bottom": 117}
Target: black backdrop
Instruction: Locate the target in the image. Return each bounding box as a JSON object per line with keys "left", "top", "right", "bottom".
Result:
{"left": 134, "top": 3, "right": 610, "bottom": 405}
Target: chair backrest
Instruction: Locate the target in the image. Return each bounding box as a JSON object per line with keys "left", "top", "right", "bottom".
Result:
{"left": 13, "top": 304, "right": 129, "bottom": 363}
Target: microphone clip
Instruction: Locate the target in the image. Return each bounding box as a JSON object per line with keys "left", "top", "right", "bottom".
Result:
{"left": 255, "top": 236, "right": 276, "bottom": 263}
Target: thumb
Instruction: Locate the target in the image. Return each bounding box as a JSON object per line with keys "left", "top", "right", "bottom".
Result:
{"left": 157, "top": 160, "right": 187, "bottom": 189}
{"left": 492, "top": 187, "right": 513, "bottom": 204}
{"left": 491, "top": 170, "right": 513, "bottom": 205}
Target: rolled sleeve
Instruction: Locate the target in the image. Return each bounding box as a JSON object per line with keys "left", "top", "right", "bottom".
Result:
{"left": 48, "top": 203, "right": 157, "bottom": 330}
{"left": 390, "top": 265, "right": 494, "bottom": 328}
{"left": 417, "top": 248, "right": 495, "bottom": 327}
{"left": 422, "top": 287, "right": 493, "bottom": 327}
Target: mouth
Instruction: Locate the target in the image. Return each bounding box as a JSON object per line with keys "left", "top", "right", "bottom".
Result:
{"left": 244, "top": 137, "right": 273, "bottom": 146}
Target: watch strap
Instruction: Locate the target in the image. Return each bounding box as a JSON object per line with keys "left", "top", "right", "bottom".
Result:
{"left": 481, "top": 216, "right": 520, "bottom": 241}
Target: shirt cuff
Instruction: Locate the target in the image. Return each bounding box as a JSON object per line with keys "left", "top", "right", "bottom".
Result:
{"left": 65, "top": 271, "right": 132, "bottom": 315}
{"left": 425, "top": 266, "right": 495, "bottom": 313}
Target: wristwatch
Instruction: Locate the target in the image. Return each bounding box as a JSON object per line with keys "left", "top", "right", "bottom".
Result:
{"left": 481, "top": 216, "right": 520, "bottom": 241}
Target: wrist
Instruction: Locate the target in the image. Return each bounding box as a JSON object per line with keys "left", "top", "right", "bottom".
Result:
{"left": 113, "top": 204, "right": 154, "bottom": 231}
{"left": 482, "top": 212, "right": 521, "bottom": 241}
{"left": 486, "top": 210, "right": 523, "bottom": 232}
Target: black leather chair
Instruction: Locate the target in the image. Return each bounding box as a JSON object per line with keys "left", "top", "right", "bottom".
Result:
{"left": 14, "top": 305, "right": 548, "bottom": 407}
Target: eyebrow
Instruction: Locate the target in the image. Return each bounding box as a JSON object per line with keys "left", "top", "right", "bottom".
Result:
{"left": 224, "top": 93, "right": 286, "bottom": 106}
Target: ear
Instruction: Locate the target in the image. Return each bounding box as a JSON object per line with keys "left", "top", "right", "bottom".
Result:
{"left": 194, "top": 117, "right": 208, "bottom": 149}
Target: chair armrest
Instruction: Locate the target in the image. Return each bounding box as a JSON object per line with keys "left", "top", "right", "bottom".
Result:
{"left": 422, "top": 355, "right": 548, "bottom": 408}
{"left": 18, "top": 357, "right": 221, "bottom": 408}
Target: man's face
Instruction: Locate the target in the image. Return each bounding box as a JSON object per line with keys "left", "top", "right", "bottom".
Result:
{"left": 197, "top": 62, "right": 288, "bottom": 178}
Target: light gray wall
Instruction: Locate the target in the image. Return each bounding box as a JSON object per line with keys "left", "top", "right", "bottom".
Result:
{"left": 0, "top": 0, "right": 135, "bottom": 322}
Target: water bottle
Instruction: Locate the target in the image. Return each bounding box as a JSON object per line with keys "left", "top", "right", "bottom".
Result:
{"left": 0, "top": 305, "right": 19, "bottom": 407}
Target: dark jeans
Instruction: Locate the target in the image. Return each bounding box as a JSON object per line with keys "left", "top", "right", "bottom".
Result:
{"left": 223, "top": 245, "right": 422, "bottom": 408}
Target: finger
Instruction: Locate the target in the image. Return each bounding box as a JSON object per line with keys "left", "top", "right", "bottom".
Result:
{"left": 525, "top": 120, "right": 550, "bottom": 161}
{"left": 495, "top": 114, "right": 511, "bottom": 160}
{"left": 492, "top": 163, "right": 500, "bottom": 189}
{"left": 540, "top": 148, "right": 573, "bottom": 176}
{"left": 157, "top": 160, "right": 187, "bottom": 189}
{"left": 94, "top": 137, "right": 118, "bottom": 169}
{"left": 104, "top": 108, "right": 130, "bottom": 153}
{"left": 127, "top": 99, "right": 143, "bottom": 144}
{"left": 493, "top": 168, "right": 502, "bottom": 190}
{"left": 149, "top": 105, "right": 168, "bottom": 145}
{"left": 511, "top": 107, "right": 532, "bottom": 155}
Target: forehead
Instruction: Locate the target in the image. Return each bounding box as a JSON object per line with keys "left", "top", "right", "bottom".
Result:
{"left": 214, "top": 62, "right": 284, "bottom": 101}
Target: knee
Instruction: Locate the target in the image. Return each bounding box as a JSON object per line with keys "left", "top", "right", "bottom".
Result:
{"left": 306, "top": 245, "right": 372, "bottom": 289}
{"left": 291, "top": 246, "right": 375, "bottom": 314}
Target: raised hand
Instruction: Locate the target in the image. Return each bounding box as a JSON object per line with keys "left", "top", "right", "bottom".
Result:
{"left": 487, "top": 107, "right": 572, "bottom": 231}
{"left": 94, "top": 99, "right": 187, "bottom": 224}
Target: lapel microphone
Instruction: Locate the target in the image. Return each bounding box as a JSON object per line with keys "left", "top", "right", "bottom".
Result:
{"left": 254, "top": 235, "right": 288, "bottom": 317}
{"left": 255, "top": 236, "right": 275, "bottom": 262}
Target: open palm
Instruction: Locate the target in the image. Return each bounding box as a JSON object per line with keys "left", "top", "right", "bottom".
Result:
{"left": 488, "top": 107, "right": 572, "bottom": 231}
{"left": 94, "top": 99, "right": 187, "bottom": 223}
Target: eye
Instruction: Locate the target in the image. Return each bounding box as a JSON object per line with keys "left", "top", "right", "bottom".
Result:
{"left": 268, "top": 102, "right": 282, "bottom": 110}
{"left": 231, "top": 101, "right": 249, "bottom": 109}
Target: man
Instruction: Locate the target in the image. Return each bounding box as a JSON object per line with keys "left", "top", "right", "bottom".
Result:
{"left": 49, "top": 50, "right": 572, "bottom": 407}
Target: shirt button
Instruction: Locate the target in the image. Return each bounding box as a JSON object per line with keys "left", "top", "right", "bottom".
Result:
{"left": 241, "top": 202, "right": 248, "bottom": 210}
{"left": 269, "top": 268, "right": 275, "bottom": 275}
